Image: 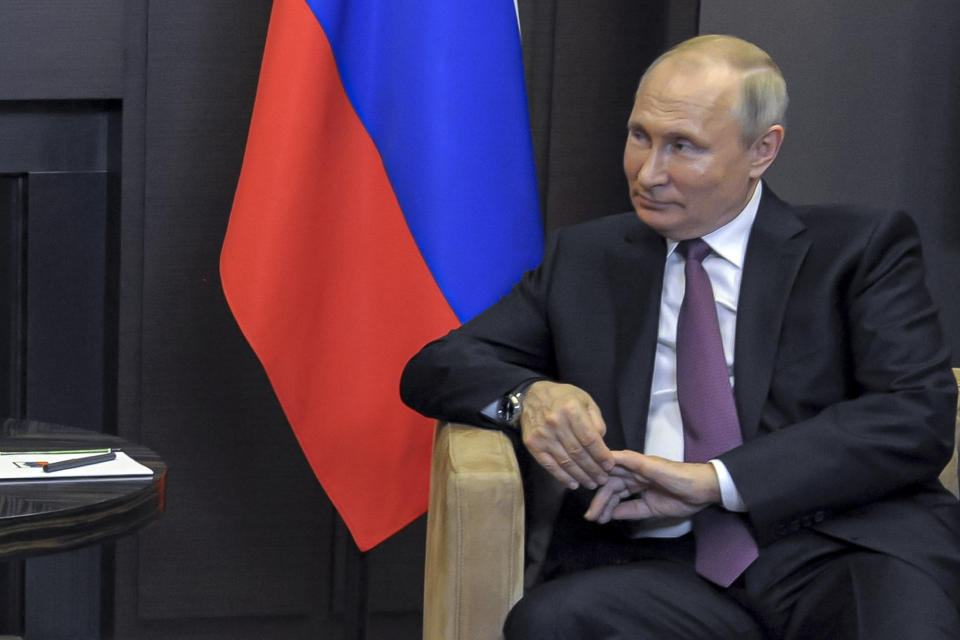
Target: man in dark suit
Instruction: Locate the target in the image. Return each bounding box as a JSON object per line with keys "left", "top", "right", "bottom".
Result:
{"left": 401, "top": 35, "right": 960, "bottom": 639}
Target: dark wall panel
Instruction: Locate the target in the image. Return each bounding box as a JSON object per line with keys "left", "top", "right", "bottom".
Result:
{"left": 0, "top": 95, "right": 120, "bottom": 639}
{"left": 700, "top": 0, "right": 960, "bottom": 362}
{"left": 0, "top": 102, "right": 119, "bottom": 430}
{"left": 0, "top": 102, "right": 114, "bottom": 173}
{"left": 0, "top": 0, "right": 125, "bottom": 100}
{"left": 131, "top": 0, "right": 335, "bottom": 627}
{"left": 520, "top": 0, "right": 700, "bottom": 232}
{"left": 0, "top": 176, "right": 26, "bottom": 418}
{"left": 26, "top": 171, "right": 110, "bottom": 430}
{"left": 25, "top": 547, "right": 101, "bottom": 640}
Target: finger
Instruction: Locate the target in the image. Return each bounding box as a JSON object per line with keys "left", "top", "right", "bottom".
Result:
{"left": 553, "top": 435, "right": 605, "bottom": 489}
{"left": 584, "top": 477, "right": 626, "bottom": 521}
{"left": 611, "top": 498, "right": 655, "bottom": 520}
{"left": 599, "top": 487, "right": 632, "bottom": 523}
{"left": 546, "top": 409, "right": 606, "bottom": 489}
{"left": 523, "top": 417, "right": 585, "bottom": 489}
{"left": 581, "top": 402, "right": 615, "bottom": 471}
{"left": 531, "top": 450, "right": 581, "bottom": 490}
{"left": 542, "top": 438, "right": 597, "bottom": 489}
{"left": 552, "top": 407, "right": 610, "bottom": 487}
{"left": 583, "top": 486, "right": 612, "bottom": 521}
{"left": 606, "top": 465, "right": 649, "bottom": 493}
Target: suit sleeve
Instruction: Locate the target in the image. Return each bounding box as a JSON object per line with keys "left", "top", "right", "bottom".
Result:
{"left": 720, "top": 210, "right": 957, "bottom": 543}
{"left": 399, "top": 231, "right": 561, "bottom": 427}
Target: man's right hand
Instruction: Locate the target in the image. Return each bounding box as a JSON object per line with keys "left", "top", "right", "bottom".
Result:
{"left": 520, "top": 381, "right": 615, "bottom": 490}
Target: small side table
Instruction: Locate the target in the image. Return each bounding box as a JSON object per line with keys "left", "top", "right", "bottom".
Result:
{"left": 0, "top": 417, "right": 166, "bottom": 636}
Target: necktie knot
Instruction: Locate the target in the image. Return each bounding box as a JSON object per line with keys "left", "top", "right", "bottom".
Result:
{"left": 677, "top": 238, "right": 712, "bottom": 264}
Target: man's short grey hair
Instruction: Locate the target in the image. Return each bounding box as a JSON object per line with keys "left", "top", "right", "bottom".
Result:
{"left": 639, "top": 35, "right": 788, "bottom": 145}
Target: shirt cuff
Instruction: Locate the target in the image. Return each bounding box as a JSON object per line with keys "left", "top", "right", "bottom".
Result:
{"left": 708, "top": 459, "right": 748, "bottom": 512}
{"left": 480, "top": 398, "right": 499, "bottom": 421}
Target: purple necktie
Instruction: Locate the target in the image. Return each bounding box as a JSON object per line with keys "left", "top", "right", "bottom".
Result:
{"left": 675, "top": 238, "right": 758, "bottom": 587}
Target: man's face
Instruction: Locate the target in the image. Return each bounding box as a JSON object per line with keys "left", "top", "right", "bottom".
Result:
{"left": 624, "top": 59, "right": 765, "bottom": 241}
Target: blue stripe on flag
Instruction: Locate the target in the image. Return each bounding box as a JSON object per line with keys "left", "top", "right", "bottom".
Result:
{"left": 304, "top": 0, "right": 543, "bottom": 322}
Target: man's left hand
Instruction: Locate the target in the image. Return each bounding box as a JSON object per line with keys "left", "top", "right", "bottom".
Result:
{"left": 584, "top": 451, "right": 722, "bottom": 524}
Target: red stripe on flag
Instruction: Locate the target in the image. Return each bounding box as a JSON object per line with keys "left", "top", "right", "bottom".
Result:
{"left": 221, "top": 0, "right": 458, "bottom": 550}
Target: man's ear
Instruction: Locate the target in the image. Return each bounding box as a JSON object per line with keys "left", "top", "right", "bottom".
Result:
{"left": 748, "top": 125, "right": 784, "bottom": 178}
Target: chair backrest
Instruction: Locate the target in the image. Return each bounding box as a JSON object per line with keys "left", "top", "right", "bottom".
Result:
{"left": 941, "top": 369, "right": 960, "bottom": 497}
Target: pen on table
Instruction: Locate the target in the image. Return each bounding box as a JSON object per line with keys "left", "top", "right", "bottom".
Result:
{"left": 43, "top": 451, "right": 117, "bottom": 473}
{"left": 0, "top": 448, "right": 113, "bottom": 456}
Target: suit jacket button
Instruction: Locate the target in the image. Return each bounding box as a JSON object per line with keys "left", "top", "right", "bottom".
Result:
{"left": 813, "top": 511, "right": 826, "bottom": 523}
{"left": 801, "top": 515, "right": 813, "bottom": 527}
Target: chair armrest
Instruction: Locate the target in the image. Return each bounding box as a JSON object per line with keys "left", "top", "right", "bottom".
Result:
{"left": 423, "top": 422, "right": 525, "bottom": 640}
{"left": 940, "top": 370, "right": 960, "bottom": 497}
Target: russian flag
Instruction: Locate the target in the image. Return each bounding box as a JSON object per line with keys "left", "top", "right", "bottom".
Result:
{"left": 220, "top": 0, "right": 543, "bottom": 550}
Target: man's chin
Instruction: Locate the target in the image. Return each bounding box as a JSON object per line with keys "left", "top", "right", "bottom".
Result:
{"left": 633, "top": 207, "right": 683, "bottom": 237}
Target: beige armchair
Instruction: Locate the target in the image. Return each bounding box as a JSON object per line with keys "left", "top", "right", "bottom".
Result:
{"left": 423, "top": 423, "right": 525, "bottom": 640}
{"left": 422, "top": 370, "right": 960, "bottom": 640}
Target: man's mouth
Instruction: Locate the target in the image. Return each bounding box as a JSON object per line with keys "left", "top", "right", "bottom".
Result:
{"left": 632, "top": 192, "right": 673, "bottom": 210}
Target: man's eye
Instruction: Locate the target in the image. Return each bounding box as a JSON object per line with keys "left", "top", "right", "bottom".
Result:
{"left": 670, "top": 139, "right": 700, "bottom": 154}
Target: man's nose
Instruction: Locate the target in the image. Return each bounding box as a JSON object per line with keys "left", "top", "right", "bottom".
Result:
{"left": 635, "top": 149, "right": 668, "bottom": 189}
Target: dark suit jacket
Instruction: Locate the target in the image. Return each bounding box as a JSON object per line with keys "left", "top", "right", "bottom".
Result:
{"left": 401, "top": 187, "right": 960, "bottom": 602}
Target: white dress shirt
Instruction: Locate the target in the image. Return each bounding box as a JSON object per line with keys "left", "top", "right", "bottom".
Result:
{"left": 634, "top": 182, "right": 761, "bottom": 538}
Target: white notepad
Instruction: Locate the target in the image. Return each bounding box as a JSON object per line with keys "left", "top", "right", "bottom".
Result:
{"left": 0, "top": 450, "right": 154, "bottom": 480}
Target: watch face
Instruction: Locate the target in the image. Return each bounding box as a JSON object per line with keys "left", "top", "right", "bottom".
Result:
{"left": 500, "top": 393, "right": 522, "bottom": 425}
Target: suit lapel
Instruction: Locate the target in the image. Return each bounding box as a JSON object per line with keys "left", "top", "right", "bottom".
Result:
{"left": 600, "top": 189, "right": 807, "bottom": 448}
{"left": 734, "top": 187, "right": 809, "bottom": 440}
{"left": 608, "top": 221, "right": 666, "bottom": 452}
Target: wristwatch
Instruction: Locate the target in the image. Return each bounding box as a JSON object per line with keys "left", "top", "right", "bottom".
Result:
{"left": 497, "top": 382, "right": 534, "bottom": 428}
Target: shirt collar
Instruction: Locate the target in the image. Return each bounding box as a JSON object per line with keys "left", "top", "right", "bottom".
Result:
{"left": 666, "top": 181, "right": 762, "bottom": 269}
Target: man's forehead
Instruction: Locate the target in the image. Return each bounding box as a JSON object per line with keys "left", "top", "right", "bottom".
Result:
{"left": 631, "top": 60, "right": 740, "bottom": 126}
{"left": 642, "top": 56, "right": 740, "bottom": 98}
